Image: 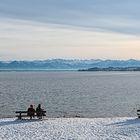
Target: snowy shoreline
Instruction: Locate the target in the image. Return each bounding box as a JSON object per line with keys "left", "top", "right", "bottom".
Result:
{"left": 0, "top": 117, "right": 140, "bottom": 140}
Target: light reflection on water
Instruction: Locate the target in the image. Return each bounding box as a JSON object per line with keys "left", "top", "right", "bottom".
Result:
{"left": 0, "top": 71, "right": 140, "bottom": 118}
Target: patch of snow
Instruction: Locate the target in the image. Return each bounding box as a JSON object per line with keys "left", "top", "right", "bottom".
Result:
{"left": 0, "top": 117, "right": 140, "bottom": 140}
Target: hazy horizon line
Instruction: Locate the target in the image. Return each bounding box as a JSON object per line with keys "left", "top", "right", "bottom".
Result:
{"left": 1, "top": 58, "right": 140, "bottom": 61}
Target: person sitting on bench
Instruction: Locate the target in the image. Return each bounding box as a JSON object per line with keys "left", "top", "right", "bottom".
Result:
{"left": 27, "top": 104, "right": 35, "bottom": 119}
{"left": 36, "top": 104, "right": 43, "bottom": 119}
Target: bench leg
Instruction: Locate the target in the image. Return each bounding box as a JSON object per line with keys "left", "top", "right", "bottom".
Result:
{"left": 18, "top": 113, "right": 22, "bottom": 119}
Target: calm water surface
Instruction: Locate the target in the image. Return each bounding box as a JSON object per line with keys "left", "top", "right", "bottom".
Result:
{"left": 0, "top": 71, "right": 140, "bottom": 118}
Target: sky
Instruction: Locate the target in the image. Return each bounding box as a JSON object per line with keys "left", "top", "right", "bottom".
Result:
{"left": 0, "top": 0, "right": 140, "bottom": 60}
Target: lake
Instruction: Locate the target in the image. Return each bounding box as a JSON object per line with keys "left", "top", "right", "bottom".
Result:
{"left": 0, "top": 71, "right": 140, "bottom": 118}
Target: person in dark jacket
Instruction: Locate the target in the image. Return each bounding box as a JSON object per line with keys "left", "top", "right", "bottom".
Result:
{"left": 27, "top": 104, "right": 35, "bottom": 119}
{"left": 36, "top": 104, "right": 43, "bottom": 119}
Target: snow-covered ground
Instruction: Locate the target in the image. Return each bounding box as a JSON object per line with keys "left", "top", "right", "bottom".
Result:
{"left": 0, "top": 117, "right": 140, "bottom": 140}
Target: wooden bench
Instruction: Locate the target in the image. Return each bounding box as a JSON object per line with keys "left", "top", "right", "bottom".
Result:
{"left": 15, "top": 111, "right": 46, "bottom": 119}
{"left": 137, "top": 110, "right": 140, "bottom": 118}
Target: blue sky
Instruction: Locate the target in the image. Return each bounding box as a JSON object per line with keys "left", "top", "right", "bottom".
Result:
{"left": 0, "top": 0, "right": 140, "bottom": 60}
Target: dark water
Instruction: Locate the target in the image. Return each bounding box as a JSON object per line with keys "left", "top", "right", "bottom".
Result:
{"left": 0, "top": 71, "right": 140, "bottom": 118}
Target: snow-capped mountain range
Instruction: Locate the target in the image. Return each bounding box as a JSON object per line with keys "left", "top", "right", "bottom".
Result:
{"left": 0, "top": 59, "right": 140, "bottom": 70}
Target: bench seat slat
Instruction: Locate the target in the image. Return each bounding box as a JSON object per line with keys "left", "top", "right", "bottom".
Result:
{"left": 16, "top": 111, "right": 27, "bottom": 113}
{"left": 16, "top": 114, "right": 46, "bottom": 117}
{"left": 16, "top": 115, "right": 28, "bottom": 117}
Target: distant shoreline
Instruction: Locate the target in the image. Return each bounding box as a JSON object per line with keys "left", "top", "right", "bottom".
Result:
{"left": 79, "top": 67, "right": 140, "bottom": 71}
{"left": 1, "top": 67, "right": 140, "bottom": 72}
